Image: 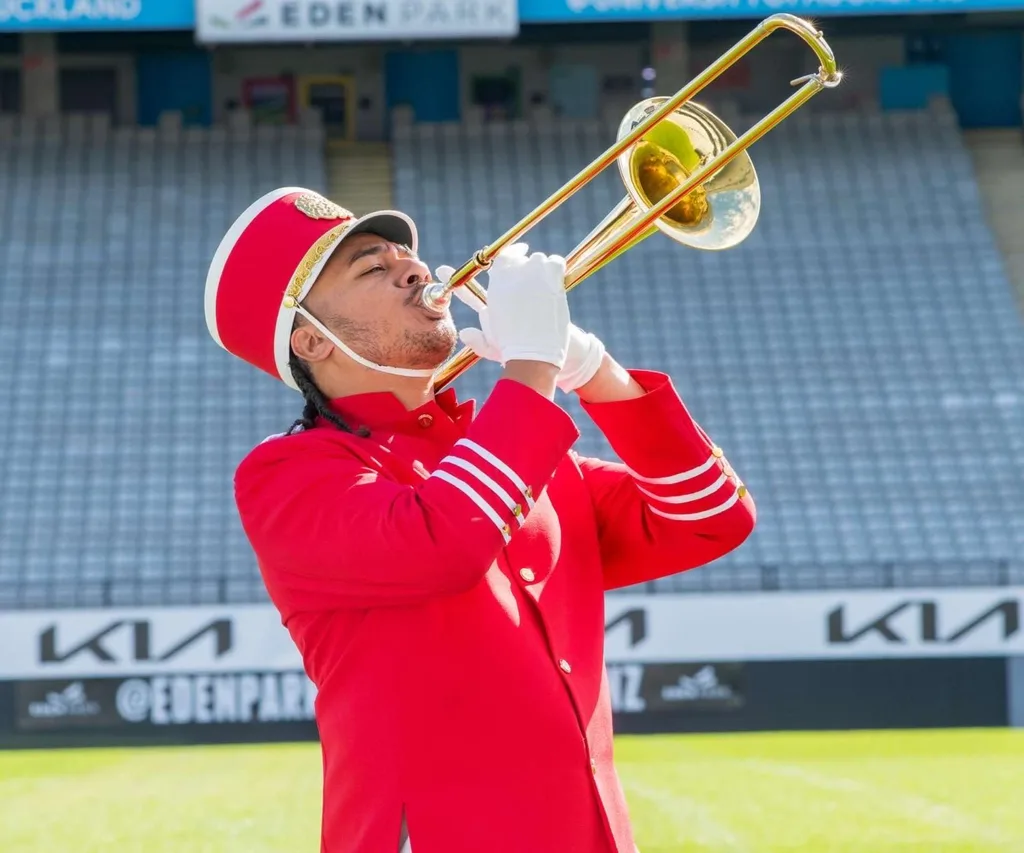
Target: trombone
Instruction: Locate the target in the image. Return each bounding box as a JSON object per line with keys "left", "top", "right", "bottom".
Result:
{"left": 421, "top": 13, "right": 842, "bottom": 393}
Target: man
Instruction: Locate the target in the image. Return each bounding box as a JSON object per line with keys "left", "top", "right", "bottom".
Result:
{"left": 205, "top": 187, "right": 755, "bottom": 853}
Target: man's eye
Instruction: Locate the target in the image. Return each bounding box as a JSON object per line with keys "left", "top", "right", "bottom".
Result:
{"left": 362, "top": 265, "right": 385, "bottom": 276}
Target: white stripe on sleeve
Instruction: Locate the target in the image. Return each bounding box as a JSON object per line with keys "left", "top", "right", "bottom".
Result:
{"left": 636, "top": 473, "right": 730, "bottom": 505}
{"left": 646, "top": 489, "right": 741, "bottom": 522}
{"left": 626, "top": 453, "right": 719, "bottom": 485}
{"left": 455, "top": 438, "right": 535, "bottom": 508}
{"left": 431, "top": 469, "right": 511, "bottom": 543}
{"left": 441, "top": 455, "right": 525, "bottom": 528}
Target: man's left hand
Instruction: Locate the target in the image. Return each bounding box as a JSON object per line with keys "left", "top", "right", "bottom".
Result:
{"left": 437, "top": 264, "right": 606, "bottom": 394}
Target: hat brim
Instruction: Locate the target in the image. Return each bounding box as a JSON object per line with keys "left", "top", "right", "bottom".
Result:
{"left": 273, "top": 208, "right": 420, "bottom": 391}
{"left": 339, "top": 210, "right": 418, "bottom": 255}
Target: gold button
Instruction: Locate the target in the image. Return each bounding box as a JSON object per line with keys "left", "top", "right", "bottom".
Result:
{"left": 520, "top": 568, "right": 535, "bottom": 583}
{"left": 558, "top": 659, "right": 572, "bottom": 674}
{"left": 512, "top": 504, "right": 523, "bottom": 518}
{"left": 417, "top": 414, "right": 433, "bottom": 428}
{"left": 738, "top": 485, "right": 748, "bottom": 498}
{"left": 590, "top": 758, "right": 597, "bottom": 775}
{"left": 711, "top": 446, "right": 724, "bottom": 458}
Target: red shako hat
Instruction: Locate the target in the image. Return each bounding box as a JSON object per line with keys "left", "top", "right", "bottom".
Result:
{"left": 204, "top": 187, "right": 418, "bottom": 391}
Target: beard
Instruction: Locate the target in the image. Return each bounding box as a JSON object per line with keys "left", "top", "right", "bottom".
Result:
{"left": 395, "top": 323, "right": 459, "bottom": 369}
{"left": 333, "top": 314, "right": 458, "bottom": 371}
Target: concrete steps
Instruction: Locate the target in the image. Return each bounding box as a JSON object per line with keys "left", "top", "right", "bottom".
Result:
{"left": 325, "top": 140, "right": 394, "bottom": 216}
{"left": 963, "top": 128, "right": 1024, "bottom": 311}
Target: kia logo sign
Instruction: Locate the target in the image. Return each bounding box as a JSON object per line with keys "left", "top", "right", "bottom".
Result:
{"left": 605, "top": 607, "right": 647, "bottom": 648}
{"left": 827, "top": 599, "right": 1020, "bottom": 646}
{"left": 39, "top": 619, "right": 234, "bottom": 667}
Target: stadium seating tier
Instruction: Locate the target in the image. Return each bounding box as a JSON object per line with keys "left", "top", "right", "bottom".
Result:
{"left": 0, "top": 103, "right": 1022, "bottom": 607}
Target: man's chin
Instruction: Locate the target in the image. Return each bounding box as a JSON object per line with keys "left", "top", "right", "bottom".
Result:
{"left": 397, "top": 327, "right": 458, "bottom": 373}
{"left": 426, "top": 336, "right": 459, "bottom": 370}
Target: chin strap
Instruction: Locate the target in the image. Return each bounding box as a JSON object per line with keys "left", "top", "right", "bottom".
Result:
{"left": 294, "top": 304, "right": 438, "bottom": 379}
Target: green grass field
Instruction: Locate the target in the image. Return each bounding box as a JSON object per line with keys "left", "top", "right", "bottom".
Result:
{"left": 1, "top": 729, "right": 1022, "bottom": 852}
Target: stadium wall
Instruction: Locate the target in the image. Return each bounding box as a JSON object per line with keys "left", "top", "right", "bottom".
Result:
{"left": 0, "top": 590, "right": 1020, "bottom": 748}
{"left": 0, "top": 659, "right": 1010, "bottom": 749}
{"left": 3, "top": 19, "right": 1024, "bottom": 134}
{"left": 187, "top": 32, "right": 969, "bottom": 136}
{"left": 199, "top": 33, "right": 946, "bottom": 131}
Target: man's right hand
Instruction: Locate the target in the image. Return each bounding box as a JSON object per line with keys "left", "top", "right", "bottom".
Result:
{"left": 436, "top": 243, "right": 570, "bottom": 400}
{"left": 444, "top": 243, "right": 571, "bottom": 369}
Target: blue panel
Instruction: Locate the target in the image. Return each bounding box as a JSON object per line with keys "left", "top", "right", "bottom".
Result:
{"left": 517, "top": 0, "right": 1024, "bottom": 22}
{"left": 385, "top": 50, "right": 460, "bottom": 123}
{"left": 941, "top": 32, "right": 1022, "bottom": 128}
{"left": 0, "top": 0, "right": 194, "bottom": 30}
{"left": 136, "top": 52, "right": 213, "bottom": 127}
{"left": 879, "top": 64, "right": 949, "bottom": 111}
{"left": 549, "top": 64, "right": 599, "bottom": 120}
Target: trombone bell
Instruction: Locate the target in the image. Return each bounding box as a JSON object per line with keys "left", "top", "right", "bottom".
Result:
{"left": 563, "top": 97, "right": 761, "bottom": 284}
{"left": 616, "top": 98, "right": 760, "bottom": 252}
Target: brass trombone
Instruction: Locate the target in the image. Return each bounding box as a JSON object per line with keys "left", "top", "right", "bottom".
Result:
{"left": 421, "top": 13, "right": 842, "bottom": 393}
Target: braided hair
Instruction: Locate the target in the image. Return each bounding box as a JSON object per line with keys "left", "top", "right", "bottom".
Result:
{"left": 287, "top": 350, "right": 371, "bottom": 437}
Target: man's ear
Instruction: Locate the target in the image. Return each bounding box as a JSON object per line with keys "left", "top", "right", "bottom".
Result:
{"left": 290, "top": 322, "right": 334, "bottom": 364}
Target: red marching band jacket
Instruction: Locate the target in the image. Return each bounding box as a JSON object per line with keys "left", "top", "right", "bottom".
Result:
{"left": 234, "top": 369, "right": 756, "bottom": 853}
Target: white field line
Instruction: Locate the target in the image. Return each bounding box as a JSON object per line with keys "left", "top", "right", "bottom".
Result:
{"left": 738, "top": 759, "right": 1012, "bottom": 847}
{"left": 623, "top": 773, "right": 751, "bottom": 853}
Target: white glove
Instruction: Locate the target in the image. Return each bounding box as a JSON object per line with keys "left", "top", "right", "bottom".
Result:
{"left": 437, "top": 250, "right": 606, "bottom": 393}
{"left": 437, "top": 244, "right": 571, "bottom": 369}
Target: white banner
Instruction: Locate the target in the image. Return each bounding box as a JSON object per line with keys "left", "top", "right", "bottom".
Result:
{"left": 603, "top": 587, "right": 1024, "bottom": 663}
{"left": 1, "top": 587, "right": 1022, "bottom": 679}
{"left": 195, "top": 0, "right": 518, "bottom": 43}
{"left": 0, "top": 604, "right": 301, "bottom": 680}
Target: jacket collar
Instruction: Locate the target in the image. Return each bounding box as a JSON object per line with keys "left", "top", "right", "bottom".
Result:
{"left": 323, "top": 387, "right": 475, "bottom": 434}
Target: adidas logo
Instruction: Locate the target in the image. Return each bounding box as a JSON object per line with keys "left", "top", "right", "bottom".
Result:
{"left": 27, "top": 682, "right": 102, "bottom": 719}
{"left": 661, "top": 665, "right": 736, "bottom": 702}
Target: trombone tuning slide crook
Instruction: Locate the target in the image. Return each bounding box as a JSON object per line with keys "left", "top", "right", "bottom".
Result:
{"left": 427, "top": 12, "right": 842, "bottom": 393}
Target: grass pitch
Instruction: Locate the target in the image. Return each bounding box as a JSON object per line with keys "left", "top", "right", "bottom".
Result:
{"left": 1, "top": 728, "right": 1021, "bottom": 852}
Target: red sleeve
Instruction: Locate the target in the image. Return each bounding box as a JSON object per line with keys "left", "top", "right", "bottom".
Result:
{"left": 234, "top": 378, "right": 580, "bottom": 610}
{"left": 576, "top": 369, "right": 756, "bottom": 590}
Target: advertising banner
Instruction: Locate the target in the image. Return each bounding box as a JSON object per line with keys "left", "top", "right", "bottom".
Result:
{"left": 195, "top": 0, "right": 518, "bottom": 43}
{"left": 603, "top": 587, "right": 1024, "bottom": 662}
{"left": 11, "top": 665, "right": 741, "bottom": 733}
{"left": 0, "top": 604, "right": 300, "bottom": 680}
{"left": 607, "top": 662, "right": 745, "bottom": 715}
{"left": 515, "top": 0, "right": 1024, "bottom": 22}
{"left": 13, "top": 672, "right": 316, "bottom": 732}
{"left": 1, "top": 586, "right": 1022, "bottom": 683}
{"left": 0, "top": 0, "right": 195, "bottom": 30}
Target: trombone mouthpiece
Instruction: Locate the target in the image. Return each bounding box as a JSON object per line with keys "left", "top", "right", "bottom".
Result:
{"left": 421, "top": 282, "right": 451, "bottom": 313}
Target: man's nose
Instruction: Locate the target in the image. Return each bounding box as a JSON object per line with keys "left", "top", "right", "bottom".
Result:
{"left": 397, "top": 257, "right": 430, "bottom": 288}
